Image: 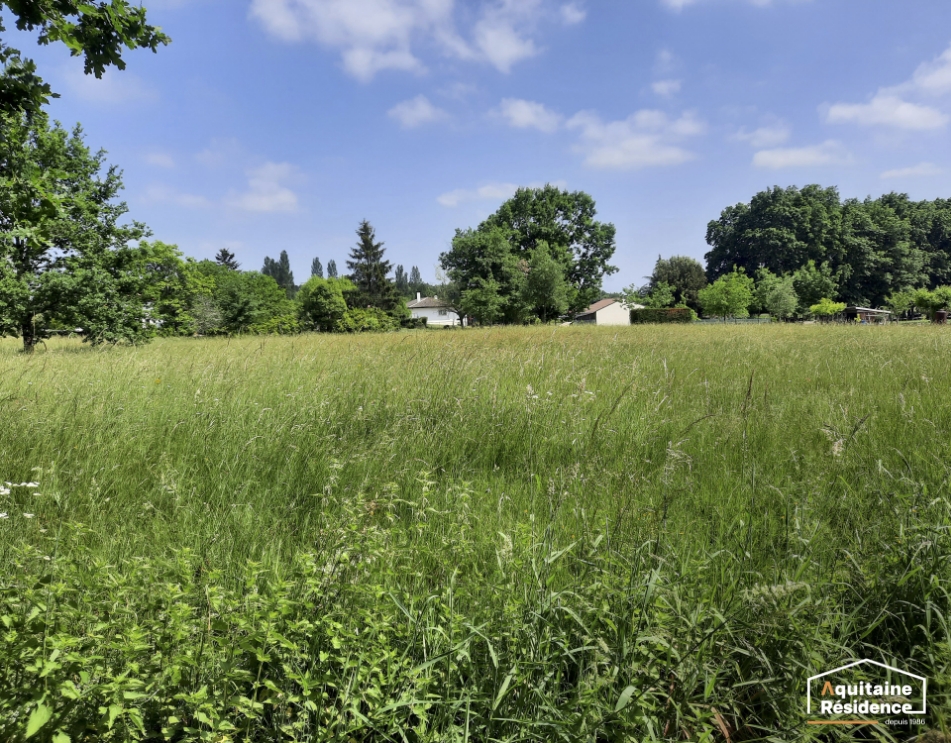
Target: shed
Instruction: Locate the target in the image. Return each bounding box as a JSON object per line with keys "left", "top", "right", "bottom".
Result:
{"left": 844, "top": 306, "right": 893, "bottom": 324}
{"left": 574, "top": 298, "right": 639, "bottom": 326}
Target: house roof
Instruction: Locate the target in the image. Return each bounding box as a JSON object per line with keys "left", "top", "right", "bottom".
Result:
{"left": 408, "top": 296, "right": 450, "bottom": 309}
{"left": 580, "top": 298, "right": 619, "bottom": 315}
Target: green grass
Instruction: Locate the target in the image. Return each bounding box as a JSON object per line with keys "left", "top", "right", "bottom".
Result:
{"left": 1, "top": 325, "right": 950, "bottom": 742}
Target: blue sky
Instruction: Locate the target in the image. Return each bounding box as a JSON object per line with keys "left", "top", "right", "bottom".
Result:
{"left": 14, "top": 0, "right": 951, "bottom": 290}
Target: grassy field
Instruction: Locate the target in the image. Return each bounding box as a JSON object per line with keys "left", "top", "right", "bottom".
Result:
{"left": 1, "top": 325, "right": 950, "bottom": 742}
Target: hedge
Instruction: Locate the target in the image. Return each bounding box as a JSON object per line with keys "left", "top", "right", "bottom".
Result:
{"left": 630, "top": 308, "right": 694, "bottom": 324}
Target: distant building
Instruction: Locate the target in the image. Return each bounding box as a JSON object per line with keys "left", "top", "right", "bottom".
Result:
{"left": 407, "top": 293, "right": 466, "bottom": 326}
{"left": 574, "top": 298, "right": 639, "bottom": 326}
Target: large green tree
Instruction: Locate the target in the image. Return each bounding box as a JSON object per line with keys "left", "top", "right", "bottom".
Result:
{"left": 262, "top": 249, "right": 295, "bottom": 297}
{"left": 0, "top": 0, "right": 169, "bottom": 116}
{"left": 521, "top": 242, "right": 569, "bottom": 322}
{"left": 0, "top": 110, "right": 154, "bottom": 350}
{"left": 473, "top": 185, "right": 617, "bottom": 314}
{"left": 440, "top": 227, "right": 527, "bottom": 325}
{"left": 345, "top": 220, "right": 404, "bottom": 314}
{"left": 648, "top": 255, "right": 707, "bottom": 311}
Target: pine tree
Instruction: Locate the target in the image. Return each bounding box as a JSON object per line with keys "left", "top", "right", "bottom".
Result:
{"left": 311, "top": 257, "right": 324, "bottom": 278}
{"left": 346, "top": 220, "right": 402, "bottom": 312}
{"left": 394, "top": 264, "right": 408, "bottom": 294}
{"left": 326, "top": 259, "right": 338, "bottom": 278}
{"left": 215, "top": 248, "right": 240, "bottom": 270}
{"left": 262, "top": 250, "right": 295, "bottom": 297}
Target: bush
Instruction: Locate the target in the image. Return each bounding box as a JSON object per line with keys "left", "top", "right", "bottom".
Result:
{"left": 630, "top": 307, "right": 694, "bottom": 324}
{"left": 400, "top": 317, "right": 428, "bottom": 330}
{"left": 335, "top": 307, "right": 401, "bottom": 333}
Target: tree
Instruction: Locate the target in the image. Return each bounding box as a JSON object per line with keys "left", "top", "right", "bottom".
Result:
{"left": 521, "top": 242, "right": 569, "bottom": 322}
{"left": 649, "top": 255, "right": 707, "bottom": 310}
{"left": 0, "top": 1, "right": 169, "bottom": 116}
{"left": 214, "top": 270, "right": 294, "bottom": 333}
{"left": 326, "top": 259, "right": 338, "bottom": 278}
{"left": 440, "top": 227, "right": 527, "bottom": 325}
{"left": 698, "top": 269, "right": 754, "bottom": 320}
{"left": 0, "top": 111, "right": 153, "bottom": 350}
{"left": 791, "top": 260, "right": 836, "bottom": 312}
{"left": 311, "top": 257, "right": 323, "bottom": 278}
{"left": 394, "top": 264, "right": 408, "bottom": 294}
{"left": 810, "top": 298, "right": 846, "bottom": 317}
{"left": 409, "top": 265, "right": 422, "bottom": 288}
{"left": 763, "top": 276, "right": 798, "bottom": 319}
{"left": 216, "top": 248, "right": 239, "bottom": 270}
{"left": 345, "top": 220, "right": 404, "bottom": 314}
{"left": 262, "top": 250, "right": 295, "bottom": 297}
{"left": 476, "top": 185, "right": 617, "bottom": 313}
{"left": 297, "top": 276, "right": 352, "bottom": 331}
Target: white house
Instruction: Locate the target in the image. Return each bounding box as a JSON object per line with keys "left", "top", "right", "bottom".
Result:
{"left": 407, "top": 293, "right": 466, "bottom": 327}
{"left": 574, "top": 298, "right": 639, "bottom": 326}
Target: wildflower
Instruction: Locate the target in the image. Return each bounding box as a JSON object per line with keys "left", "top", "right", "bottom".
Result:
{"left": 23, "top": 513, "right": 34, "bottom": 519}
{"left": 155, "top": 378, "right": 162, "bottom": 384}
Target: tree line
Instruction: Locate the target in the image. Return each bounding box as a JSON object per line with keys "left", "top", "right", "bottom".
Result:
{"left": 624, "top": 185, "right": 951, "bottom": 320}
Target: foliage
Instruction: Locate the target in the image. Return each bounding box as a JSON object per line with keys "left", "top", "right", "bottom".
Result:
{"left": 886, "top": 288, "right": 917, "bottom": 314}
{"left": 449, "top": 185, "right": 617, "bottom": 316}
{"left": 2, "top": 327, "right": 951, "bottom": 740}
{"left": 297, "top": 276, "right": 352, "bottom": 332}
{"left": 262, "top": 249, "right": 295, "bottom": 298}
{"left": 754, "top": 269, "right": 799, "bottom": 318}
{"left": 521, "top": 241, "right": 569, "bottom": 322}
{"left": 310, "top": 256, "right": 323, "bottom": 278}
{"left": 441, "top": 227, "right": 527, "bottom": 325}
{"left": 326, "top": 259, "right": 338, "bottom": 278}
{"left": 0, "top": 111, "right": 153, "bottom": 350}
{"left": 629, "top": 307, "right": 693, "bottom": 323}
{"left": 698, "top": 269, "right": 754, "bottom": 319}
{"left": 913, "top": 286, "right": 951, "bottom": 318}
{"left": 215, "top": 248, "right": 239, "bottom": 270}
{"left": 635, "top": 280, "right": 676, "bottom": 309}
{"left": 335, "top": 307, "right": 400, "bottom": 333}
{"left": 705, "top": 185, "right": 944, "bottom": 307}
{"left": 345, "top": 221, "right": 405, "bottom": 317}
{"left": 648, "top": 255, "right": 707, "bottom": 310}
{"left": 0, "top": 0, "right": 169, "bottom": 116}
{"left": 809, "top": 298, "right": 846, "bottom": 317}
{"left": 791, "top": 259, "right": 837, "bottom": 312}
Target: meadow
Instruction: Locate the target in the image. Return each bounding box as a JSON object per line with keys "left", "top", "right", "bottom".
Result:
{"left": 1, "top": 325, "right": 950, "bottom": 742}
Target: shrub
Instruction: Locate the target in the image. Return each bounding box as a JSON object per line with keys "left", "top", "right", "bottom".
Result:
{"left": 400, "top": 317, "right": 428, "bottom": 329}
{"left": 335, "top": 307, "right": 401, "bottom": 333}
{"left": 809, "top": 298, "right": 846, "bottom": 317}
{"left": 630, "top": 307, "right": 693, "bottom": 324}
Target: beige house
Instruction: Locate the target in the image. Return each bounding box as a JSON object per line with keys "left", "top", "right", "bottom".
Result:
{"left": 574, "top": 298, "right": 639, "bottom": 326}
{"left": 407, "top": 293, "right": 466, "bottom": 326}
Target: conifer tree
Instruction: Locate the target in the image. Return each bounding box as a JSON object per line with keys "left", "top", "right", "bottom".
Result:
{"left": 262, "top": 250, "right": 295, "bottom": 297}
{"left": 394, "top": 265, "right": 409, "bottom": 295}
{"left": 215, "top": 248, "right": 240, "bottom": 270}
{"left": 409, "top": 266, "right": 422, "bottom": 288}
{"left": 345, "top": 220, "right": 403, "bottom": 312}
{"left": 326, "top": 259, "right": 338, "bottom": 278}
{"left": 311, "top": 257, "right": 323, "bottom": 278}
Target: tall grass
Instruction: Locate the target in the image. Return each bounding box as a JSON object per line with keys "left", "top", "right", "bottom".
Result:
{"left": 1, "top": 325, "right": 950, "bottom": 741}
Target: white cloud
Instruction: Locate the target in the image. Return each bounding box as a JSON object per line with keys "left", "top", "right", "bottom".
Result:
{"left": 752, "top": 140, "right": 851, "bottom": 169}
{"left": 566, "top": 109, "right": 705, "bottom": 170}
{"left": 661, "top": 0, "right": 803, "bottom": 9}
{"left": 651, "top": 79, "right": 681, "bottom": 97}
{"left": 826, "top": 94, "right": 948, "bottom": 130}
{"left": 881, "top": 162, "right": 944, "bottom": 179}
{"left": 145, "top": 152, "right": 176, "bottom": 168}
{"left": 143, "top": 185, "right": 212, "bottom": 209}
{"left": 248, "top": 0, "right": 559, "bottom": 80}
{"left": 226, "top": 162, "right": 300, "bottom": 213}
{"left": 59, "top": 64, "right": 157, "bottom": 104}
{"left": 437, "top": 179, "right": 567, "bottom": 207}
{"left": 826, "top": 44, "right": 951, "bottom": 131}
{"left": 495, "top": 98, "right": 561, "bottom": 132}
{"left": 733, "top": 122, "right": 791, "bottom": 148}
{"left": 388, "top": 95, "right": 448, "bottom": 127}
{"left": 560, "top": 3, "right": 586, "bottom": 25}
